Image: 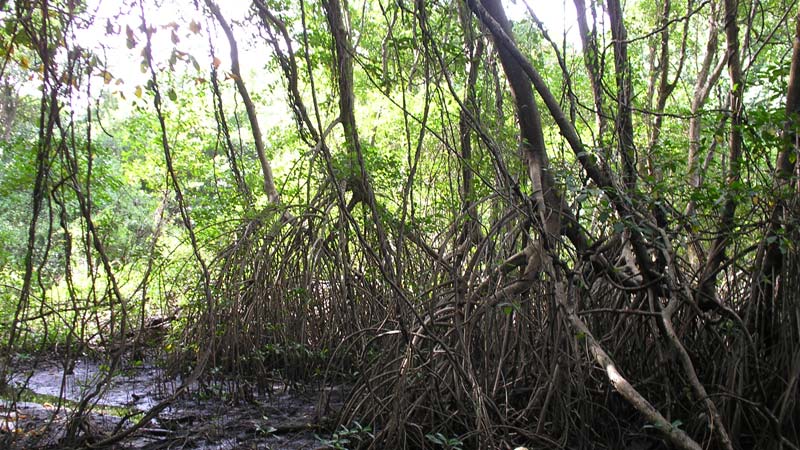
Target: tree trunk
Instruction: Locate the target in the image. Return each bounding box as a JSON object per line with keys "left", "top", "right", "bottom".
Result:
{"left": 696, "top": 0, "right": 745, "bottom": 311}
{"left": 607, "top": 0, "right": 637, "bottom": 189}
{"left": 206, "top": 0, "right": 281, "bottom": 204}
{"left": 322, "top": 0, "right": 394, "bottom": 275}
{"left": 472, "top": 0, "right": 561, "bottom": 243}
{"left": 749, "top": 5, "right": 800, "bottom": 348}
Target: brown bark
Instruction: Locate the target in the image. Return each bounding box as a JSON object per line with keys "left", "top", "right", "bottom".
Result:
{"left": 1, "top": 3, "right": 61, "bottom": 388}
{"left": 205, "top": 0, "right": 281, "bottom": 204}
{"left": 556, "top": 282, "right": 705, "bottom": 450}
{"left": 209, "top": 59, "right": 252, "bottom": 203}
{"left": 322, "top": 0, "right": 394, "bottom": 275}
{"left": 573, "top": 0, "right": 607, "bottom": 144}
{"left": 467, "top": 0, "right": 663, "bottom": 289}
{"left": 641, "top": 0, "right": 693, "bottom": 271}
{"left": 455, "top": 4, "right": 483, "bottom": 264}
{"left": 253, "top": 0, "right": 321, "bottom": 144}
{"left": 686, "top": 1, "right": 726, "bottom": 198}
{"left": 607, "top": 0, "right": 637, "bottom": 189}
{"left": 475, "top": 0, "right": 561, "bottom": 243}
{"left": 748, "top": 6, "right": 800, "bottom": 344}
{"left": 468, "top": 5, "right": 728, "bottom": 446}
{"left": 684, "top": 1, "right": 727, "bottom": 268}
{"left": 646, "top": 0, "right": 691, "bottom": 174}
{"left": 696, "top": 0, "right": 745, "bottom": 311}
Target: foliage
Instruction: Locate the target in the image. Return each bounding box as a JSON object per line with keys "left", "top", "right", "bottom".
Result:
{"left": 0, "top": 0, "right": 799, "bottom": 449}
{"left": 425, "top": 432, "right": 464, "bottom": 450}
{"left": 316, "top": 421, "right": 374, "bottom": 450}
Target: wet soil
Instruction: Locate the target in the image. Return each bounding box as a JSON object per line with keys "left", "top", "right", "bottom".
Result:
{"left": 2, "top": 357, "right": 344, "bottom": 449}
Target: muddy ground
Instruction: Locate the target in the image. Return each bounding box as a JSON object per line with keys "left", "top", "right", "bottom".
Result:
{"left": 1, "top": 357, "right": 347, "bottom": 449}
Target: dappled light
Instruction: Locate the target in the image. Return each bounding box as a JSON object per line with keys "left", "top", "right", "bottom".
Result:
{"left": 1, "top": 0, "right": 799, "bottom": 449}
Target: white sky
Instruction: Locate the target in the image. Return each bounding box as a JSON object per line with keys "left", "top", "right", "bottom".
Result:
{"left": 511, "top": 0, "right": 581, "bottom": 46}
{"left": 66, "top": 0, "right": 581, "bottom": 102}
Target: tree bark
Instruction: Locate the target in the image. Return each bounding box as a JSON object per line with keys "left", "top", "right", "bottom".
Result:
{"left": 322, "top": 0, "right": 394, "bottom": 275}
{"left": 474, "top": 0, "right": 563, "bottom": 244}
{"left": 467, "top": 0, "right": 664, "bottom": 288}
{"left": 206, "top": 0, "right": 281, "bottom": 204}
{"left": 468, "top": 5, "right": 718, "bottom": 447}
{"left": 607, "top": 0, "right": 637, "bottom": 189}
{"left": 696, "top": 0, "right": 745, "bottom": 311}
{"left": 686, "top": 0, "right": 726, "bottom": 198}
{"left": 646, "top": 0, "right": 691, "bottom": 171}
{"left": 253, "top": 0, "right": 321, "bottom": 145}
{"left": 455, "top": 3, "right": 482, "bottom": 264}
{"left": 573, "top": 0, "right": 608, "bottom": 146}
{"left": 748, "top": 5, "right": 800, "bottom": 347}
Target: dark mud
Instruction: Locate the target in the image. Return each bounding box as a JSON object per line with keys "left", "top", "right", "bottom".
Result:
{"left": 2, "top": 357, "right": 344, "bottom": 449}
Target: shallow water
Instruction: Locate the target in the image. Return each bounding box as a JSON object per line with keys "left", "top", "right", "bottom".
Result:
{"left": 12, "top": 359, "right": 166, "bottom": 411}
{"left": 4, "top": 357, "right": 342, "bottom": 449}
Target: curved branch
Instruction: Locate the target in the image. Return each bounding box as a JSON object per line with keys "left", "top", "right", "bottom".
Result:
{"left": 205, "top": 0, "right": 280, "bottom": 204}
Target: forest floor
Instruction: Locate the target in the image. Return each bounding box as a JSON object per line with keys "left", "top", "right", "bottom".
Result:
{"left": 2, "top": 355, "right": 345, "bottom": 449}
